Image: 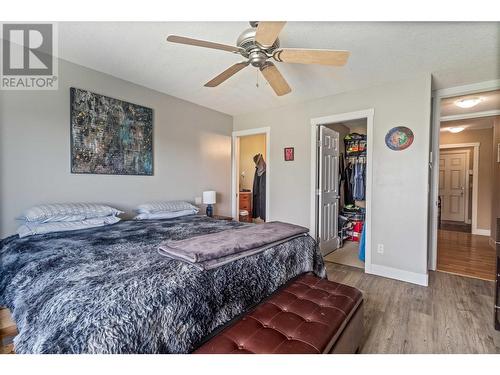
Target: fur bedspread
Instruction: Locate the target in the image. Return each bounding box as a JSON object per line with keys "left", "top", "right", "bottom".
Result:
{"left": 0, "top": 215, "right": 325, "bottom": 354}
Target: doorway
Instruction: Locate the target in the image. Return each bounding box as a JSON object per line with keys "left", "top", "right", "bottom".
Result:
{"left": 438, "top": 149, "right": 471, "bottom": 231}
{"left": 310, "top": 109, "right": 374, "bottom": 273}
{"left": 430, "top": 84, "right": 499, "bottom": 280}
{"left": 231, "top": 127, "right": 270, "bottom": 223}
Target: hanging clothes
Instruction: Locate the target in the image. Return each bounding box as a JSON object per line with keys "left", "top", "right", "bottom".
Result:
{"left": 358, "top": 224, "right": 366, "bottom": 262}
{"left": 353, "top": 161, "right": 365, "bottom": 201}
{"left": 343, "top": 133, "right": 367, "bottom": 203}
{"left": 252, "top": 153, "right": 266, "bottom": 221}
{"left": 344, "top": 162, "right": 354, "bottom": 205}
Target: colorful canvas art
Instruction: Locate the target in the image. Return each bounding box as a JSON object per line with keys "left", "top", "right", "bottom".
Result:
{"left": 385, "top": 126, "right": 414, "bottom": 151}
{"left": 70, "top": 88, "right": 153, "bottom": 175}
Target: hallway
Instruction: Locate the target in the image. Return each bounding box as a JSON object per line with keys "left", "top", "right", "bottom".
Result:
{"left": 437, "top": 230, "right": 496, "bottom": 281}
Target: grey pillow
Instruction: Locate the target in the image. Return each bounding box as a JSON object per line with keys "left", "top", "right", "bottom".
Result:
{"left": 134, "top": 209, "right": 198, "bottom": 220}
{"left": 19, "top": 203, "right": 122, "bottom": 223}
{"left": 137, "top": 201, "right": 198, "bottom": 214}
{"left": 17, "top": 216, "right": 121, "bottom": 238}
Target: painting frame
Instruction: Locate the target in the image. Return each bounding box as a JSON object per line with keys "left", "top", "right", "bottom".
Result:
{"left": 70, "top": 87, "right": 154, "bottom": 176}
{"left": 284, "top": 147, "right": 294, "bottom": 161}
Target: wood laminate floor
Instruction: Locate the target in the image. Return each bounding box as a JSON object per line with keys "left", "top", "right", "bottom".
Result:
{"left": 0, "top": 308, "right": 16, "bottom": 354}
{"left": 437, "top": 229, "right": 496, "bottom": 281}
{"left": 325, "top": 263, "right": 500, "bottom": 353}
{"left": 439, "top": 220, "right": 471, "bottom": 233}
{"left": 323, "top": 241, "right": 364, "bottom": 269}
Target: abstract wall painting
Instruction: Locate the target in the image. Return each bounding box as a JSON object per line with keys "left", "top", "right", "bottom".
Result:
{"left": 70, "top": 87, "right": 153, "bottom": 175}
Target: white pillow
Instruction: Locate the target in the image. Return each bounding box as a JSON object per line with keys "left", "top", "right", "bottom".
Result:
{"left": 19, "top": 203, "right": 122, "bottom": 223}
{"left": 137, "top": 201, "right": 199, "bottom": 214}
{"left": 17, "top": 216, "right": 121, "bottom": 238}
{"left": 134, "top": 209, "right": 198, "bottom": 220}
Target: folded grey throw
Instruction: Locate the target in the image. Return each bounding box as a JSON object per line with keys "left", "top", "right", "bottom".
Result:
{"left": 158, "top": 221, "right": 309, "bottom": 270}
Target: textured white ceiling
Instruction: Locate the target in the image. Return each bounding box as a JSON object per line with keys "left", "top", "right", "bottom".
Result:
{"left": 58, "top": 22, "right": 500, "bottom": 115}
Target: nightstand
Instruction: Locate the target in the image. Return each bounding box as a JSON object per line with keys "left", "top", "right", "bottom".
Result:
{"left": 239, "top": 191, "right": 253, "bottom": 222}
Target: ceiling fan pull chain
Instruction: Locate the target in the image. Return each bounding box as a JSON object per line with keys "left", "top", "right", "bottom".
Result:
{"left": 256, "top": 69, "right": 259, "bottom": 88}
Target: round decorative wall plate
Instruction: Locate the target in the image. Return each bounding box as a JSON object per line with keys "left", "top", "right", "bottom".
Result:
{"left": 385, "top": 126, "right": 414, "bottom": 151}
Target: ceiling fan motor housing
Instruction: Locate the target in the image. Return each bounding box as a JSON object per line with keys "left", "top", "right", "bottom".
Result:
{"left": 237, "top": 27, "right": 280, "bottom": 67}
{"left": 248, "top": 51, "right": 268, "bottom": 67}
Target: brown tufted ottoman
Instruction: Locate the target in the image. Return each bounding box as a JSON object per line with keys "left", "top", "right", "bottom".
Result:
{"left": 194, "top": 273, "right": 363, "bottom": 354}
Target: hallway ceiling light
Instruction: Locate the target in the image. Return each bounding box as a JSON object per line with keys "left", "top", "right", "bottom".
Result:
{"left": 455, "top": 97, "right": 482, "bottom": 108}
{"left": 448, "top": 127, "right": 465, "bottom": 133}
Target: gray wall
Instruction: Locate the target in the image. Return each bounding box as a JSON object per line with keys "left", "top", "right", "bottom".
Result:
{"left": 0, "top": 59, "right": 233, "bottom": 237}
{"left": 233, "top": 74, "right": 432, "bottom": 282}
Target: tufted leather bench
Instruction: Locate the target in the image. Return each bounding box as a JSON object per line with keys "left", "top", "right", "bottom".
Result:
{"left": 194, "top": 273, "right": 363, "bottom": 354}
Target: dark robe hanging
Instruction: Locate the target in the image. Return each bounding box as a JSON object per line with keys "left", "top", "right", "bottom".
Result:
{"left": 252, "top": 154, "right": 266, "bottom": 221}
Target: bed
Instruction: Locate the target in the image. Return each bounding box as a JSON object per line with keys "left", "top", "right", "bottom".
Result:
{"left": 0, "top": 215, "right": 325, "bottom": 354}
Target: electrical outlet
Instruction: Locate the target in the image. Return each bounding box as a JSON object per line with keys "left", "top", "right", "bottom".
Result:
{"left": 377, "top": 244, "right": 384, "bottom": 254}
{"left": 195, "top": 197, "right": 202, "bottom": 205}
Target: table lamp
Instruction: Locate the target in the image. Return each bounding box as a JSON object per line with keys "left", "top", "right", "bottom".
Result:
{"left": 203, "top": 191, "right": 216, "bottom": 217}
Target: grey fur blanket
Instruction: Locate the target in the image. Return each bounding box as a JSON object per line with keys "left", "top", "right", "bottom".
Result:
{"left": 0, "top": 215, "right": 325, "bottom": 354}
{"left": 158, "top": 221, "right": 309, "bottom": 270}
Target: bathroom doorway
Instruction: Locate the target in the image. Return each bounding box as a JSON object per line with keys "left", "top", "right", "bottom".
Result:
{"left": 231, "top": 127, "right": 270, "bottom": 223}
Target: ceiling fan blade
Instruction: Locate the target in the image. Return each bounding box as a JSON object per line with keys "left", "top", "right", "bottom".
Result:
{"left": 255, "top": 22, "right": 286, "bottom": 47}
{"left": 167, "top": 35, "right": 241, "bottom": 53}
{"left": 274, "top": 48, "right": 350, "bottom": 66}
{"left": 260, "top": 63, "right": 291, "bottom": 96}
{"left": 204, "top": 62, "right": 250, "bottom": 87}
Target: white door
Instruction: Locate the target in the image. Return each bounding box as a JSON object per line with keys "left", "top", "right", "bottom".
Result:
{"left": 318, "top": 126, "right": 340, "bottom": 255}
{"left": 439, "top": 152, "right": 467, "bottom": 222}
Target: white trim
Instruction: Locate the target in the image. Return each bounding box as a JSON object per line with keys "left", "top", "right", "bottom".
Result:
{"left": 433, "top": 79, "right": 500, "bottom": 98}
{"left": 441, "top": 109, "right": 500, "bottom": 122}
{"left": 429, "top": 79, "right": 500, "bottom": 271}
{"left": 440, "top": 142, "right": 481, "bottom": 148}
{"left": 439, "top": 143, "right": 481, "bottom": 235}
{"left": 474, "top": 229, "right": 491, "bottom": 236}
{"left": 310, "top": 109, "right": 374, "bottom": 274}
{"left": 370, "top": 264, "right": 429, "bottom": 286}
{"left": 439, "top": 148, "right": 471, "bottom": 225}
{"left": 231, "top": 127, "right": 271, "bottom": 221}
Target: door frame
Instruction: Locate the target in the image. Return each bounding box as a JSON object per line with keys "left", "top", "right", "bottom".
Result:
{"left": 310, "top": 109, "right": 374, "bottom": 273}
{"left": 231, "top": 127, "right": 271, "bottom": 220}
{"left": 439, "top": 147, "right": 475, "bottom": 225}
{"left": 428, "top": 79, "right": 500, "bottom": 271}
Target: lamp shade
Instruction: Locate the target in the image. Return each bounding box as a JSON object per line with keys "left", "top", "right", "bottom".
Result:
{"left": 203, "top": 191, "right": 216, "bottom": 205}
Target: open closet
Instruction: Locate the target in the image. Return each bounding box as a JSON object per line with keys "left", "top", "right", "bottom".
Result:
{"left": 317, "top": 118, "right": 368, "bottom": 269}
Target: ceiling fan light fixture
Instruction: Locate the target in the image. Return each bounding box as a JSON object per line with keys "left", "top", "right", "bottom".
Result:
{"left": 448, "top": 127, "right": 465, "bottom": 133}
{"left": 455, "top": 97, "right": 482, "bottom": 108}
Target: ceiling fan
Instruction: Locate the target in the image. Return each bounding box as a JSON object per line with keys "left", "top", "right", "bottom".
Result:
{"left": 166, "top": 21, "right": 350, "bottom": 96}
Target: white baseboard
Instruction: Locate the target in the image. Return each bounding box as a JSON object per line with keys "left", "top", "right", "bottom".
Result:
{"left": 368, "top": 264, "right": 429, "bottom": 286}
{"left": 473, "top": 228, "right": 491, "bottom": 236}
